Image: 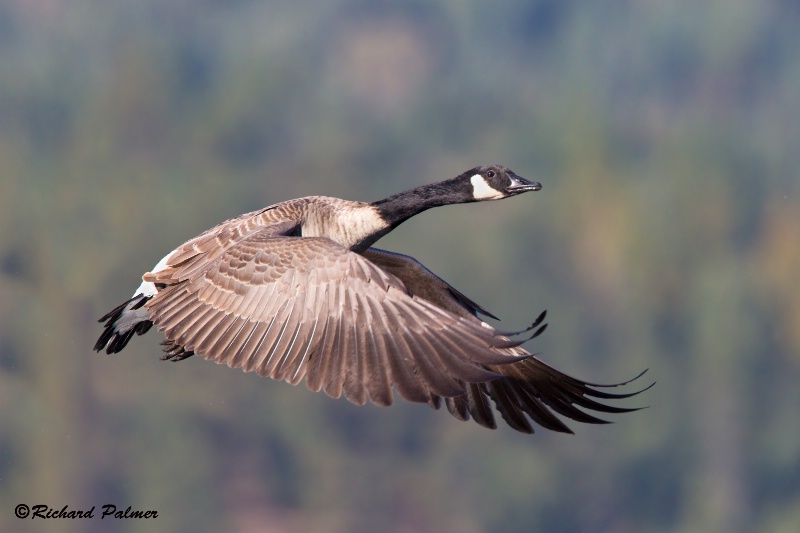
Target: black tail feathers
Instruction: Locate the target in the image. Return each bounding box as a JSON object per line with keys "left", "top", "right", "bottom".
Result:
{"left": 94, "top": 295, "right": 153, "bottom": 354}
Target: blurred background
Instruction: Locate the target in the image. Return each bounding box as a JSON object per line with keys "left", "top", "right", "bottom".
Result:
{"left": 1, "top": 1, "right": 799, "bottom": 532}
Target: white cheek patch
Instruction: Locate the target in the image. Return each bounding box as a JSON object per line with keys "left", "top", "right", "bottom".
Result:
{"left": 470, "top": 174, "right": 504, "bottom": 200}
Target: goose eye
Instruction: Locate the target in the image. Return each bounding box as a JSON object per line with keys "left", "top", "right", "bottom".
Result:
{"left": 486, "top": 170, "right": 496, "bottom": 178}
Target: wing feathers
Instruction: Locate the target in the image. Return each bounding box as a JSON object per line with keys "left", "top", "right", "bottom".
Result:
{"left": 465, "top": 384, "right": 497, "bottom": 429}
{"left": 195, "top": 312, "right": 238, "bottom": 357}
{"left": 376, "top": 312, "right": 432, "bottom": 403}
{"left": 259, "top": 298, "right": 302, "bottom": 377}
{"left": 304, "top": 315, "right": 333, "bottom": 393}
{"left": 322, "top": 305, "right": 348, "bottom": 399}
{"left": 361, "top": 294, "right": 393, "bottom": 406}
{"left": 356, "top": 248, "right": 648, "bottom": 433}
{"left": 342, "top": 288, "right": 367, "bottom": 405}
{"left": 247, "top": 300, "right": 291, "bottom": 374}
{"left": 141, "top": 221, "right": 646, "bottom": 435}
{"left": 489, "top": 379, "right": 534, "bottom": 434}
{"left": 224, "top": 320, "right": 261, "bottom": 369}
{"left": 212, "top": 317, "right": 248, "bottom": 366}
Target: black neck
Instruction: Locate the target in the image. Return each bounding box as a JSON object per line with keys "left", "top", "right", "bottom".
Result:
{"left": 371, "top": 177, "right": 472, "bottom": 228}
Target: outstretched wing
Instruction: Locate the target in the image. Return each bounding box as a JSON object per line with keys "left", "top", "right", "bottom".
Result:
{"left": 144, "top": 226, "right": 530, "bottom": 407}
{"left": 362, "top": 247, "right": 650, "bottom": 434}
{"left": 361, "top": 248, "right": 499, "bottom": 320}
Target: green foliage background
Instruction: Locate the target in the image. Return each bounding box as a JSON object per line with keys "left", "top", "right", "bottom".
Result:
{"left": 1, "top": 1, "right": 799, "bottom": 532}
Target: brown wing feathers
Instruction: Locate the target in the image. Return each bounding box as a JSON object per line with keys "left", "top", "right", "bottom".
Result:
{"left": 144, "top": 232, "right": 531, "bottom": 409}
{"left": 360, "top": 248, "right": 649, "bottom": 433}
{"left": 103, "top": 205, "right": 647, "bottom": 434}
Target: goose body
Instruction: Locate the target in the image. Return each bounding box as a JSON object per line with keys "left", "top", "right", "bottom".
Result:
{"left": 96, "top": 165, "right": 646, "bottom": 434}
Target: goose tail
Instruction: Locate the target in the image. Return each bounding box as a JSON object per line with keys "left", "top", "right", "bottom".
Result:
{"left": 94, "top": 294, "right": 153, "bottom": 354}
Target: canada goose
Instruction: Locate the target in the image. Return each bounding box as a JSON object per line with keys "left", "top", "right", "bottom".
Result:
{"left": 96, "top": 165, "right": 647, "bottom": 434}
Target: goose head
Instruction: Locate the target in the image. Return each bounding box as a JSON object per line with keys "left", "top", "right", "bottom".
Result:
{"left": 465, "top": 165, "right": 541, "bottom": 201}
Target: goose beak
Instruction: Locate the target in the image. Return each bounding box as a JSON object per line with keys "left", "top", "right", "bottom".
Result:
{"left": 507, "top": 174, "right": 542, "bottom": 193}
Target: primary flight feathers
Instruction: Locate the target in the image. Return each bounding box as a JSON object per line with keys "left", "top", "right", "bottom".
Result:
{"left": 96, "top": 165, "right": 648, "bottom": 434}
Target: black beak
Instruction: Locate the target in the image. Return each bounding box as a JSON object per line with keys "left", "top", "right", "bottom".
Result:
{"left": 507, "top": 174, "right": 542, "bottom": 193}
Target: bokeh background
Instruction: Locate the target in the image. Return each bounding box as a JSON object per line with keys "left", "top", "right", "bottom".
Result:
{"left": 2, "top": 1, "right": 799, "bottom": 532}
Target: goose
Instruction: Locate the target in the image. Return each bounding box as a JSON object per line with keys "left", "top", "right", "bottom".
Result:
{"left": 96, "top": 165, "right": 647, "bottom": 434}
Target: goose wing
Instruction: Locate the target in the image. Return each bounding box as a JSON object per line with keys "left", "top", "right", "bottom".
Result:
{"left": 143, "top": 224, "right": 530, "bottom": 407}
{"left": 362, "top": 248, "right": 499, "bottom": 320}
{"left": 362, "top": 247, "right": 649, "bottom": 434}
